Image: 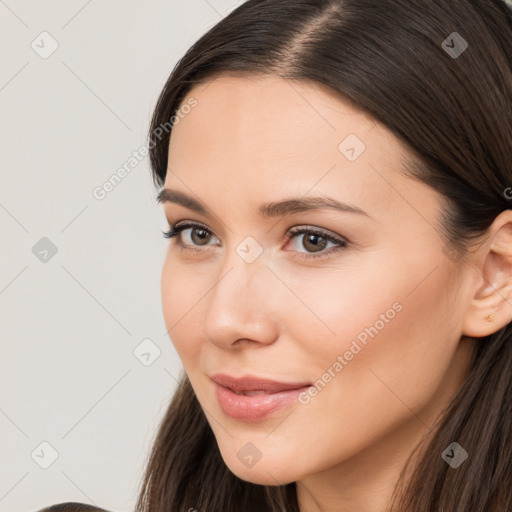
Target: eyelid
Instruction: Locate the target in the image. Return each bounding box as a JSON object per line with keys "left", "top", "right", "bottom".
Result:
{"left": 167, "top": 220, "right": 346, "bottom": 241}
{"left": 169, "top": 220, "right": 220, "bottom": 243}
{"left": 286, "top": 226, "right": 347, "bottom": 244}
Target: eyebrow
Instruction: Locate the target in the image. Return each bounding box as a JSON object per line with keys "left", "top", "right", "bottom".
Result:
{"left": 156, "top": 188, "right": 371, "bottom": 219}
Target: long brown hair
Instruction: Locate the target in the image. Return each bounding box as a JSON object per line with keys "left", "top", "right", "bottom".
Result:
{"left": 136, "top": 1, "right": 512, "bottom": 510}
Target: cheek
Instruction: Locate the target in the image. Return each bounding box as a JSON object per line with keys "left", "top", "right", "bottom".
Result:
{"left": 273, "top": 257, "right": 408, "bottom": 366}
{"left": 290, "top": 257, "right": 456, "bottom": 431}
{"left": 161, "top": 256, "right": 205, "bottom": 361}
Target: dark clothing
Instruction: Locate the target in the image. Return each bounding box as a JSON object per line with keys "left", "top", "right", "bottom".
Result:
{"left": 36, "top": 503, "right": 112, "bottom": 512}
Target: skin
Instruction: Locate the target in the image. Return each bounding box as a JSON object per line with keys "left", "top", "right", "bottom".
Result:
{"left": 159, "top": 74, "right": 512, "bottom": 512}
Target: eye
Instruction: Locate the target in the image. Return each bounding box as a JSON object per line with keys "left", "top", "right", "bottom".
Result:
{"left": 162, "top": 222, "right": 349, "bottom": 259}
{"left": 284, "top": 226, "right": 348, "bottom": 260}
{"left": 162, "top": 221, "right": 219, "bottom": 250}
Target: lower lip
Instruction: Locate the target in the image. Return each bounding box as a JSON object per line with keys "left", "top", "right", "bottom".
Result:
{"left": 214, "top": 382, "right": 311, "bottom": 422}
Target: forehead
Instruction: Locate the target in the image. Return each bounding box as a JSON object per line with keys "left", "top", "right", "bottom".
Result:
{"left": 169, "top": 74, "right": 381, "bottom": 161}
{"left": 165, "top": 74, "right": 439, "bottom": 226}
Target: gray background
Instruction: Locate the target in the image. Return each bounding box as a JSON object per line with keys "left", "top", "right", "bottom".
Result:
{"left": 1, "top": 1, "right": 245, "bottom": 510}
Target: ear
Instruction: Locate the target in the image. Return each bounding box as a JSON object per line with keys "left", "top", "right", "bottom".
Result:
{"left": 462, "top": 209, "right": 512, "bottom": 338}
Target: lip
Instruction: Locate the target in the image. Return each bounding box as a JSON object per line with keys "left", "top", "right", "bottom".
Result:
{"left": 210, "top": 373, "right": 311, "bottom": 393}
{"left": 210, "top": 373, "right": 312, "bottom": 422}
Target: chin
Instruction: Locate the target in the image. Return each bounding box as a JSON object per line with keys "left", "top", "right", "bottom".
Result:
{"left": 231, "top": 465, "right": 296, "bottom": 486}
{"left": 220, "top": 450, "right": 299, "bottom": 486}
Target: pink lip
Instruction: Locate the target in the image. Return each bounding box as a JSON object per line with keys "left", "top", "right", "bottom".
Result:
{"left": 210, "top": 373, "right": 311, "bottom": 393}
{"left": 210, "top": 373, "right": 311, "bottom": 422}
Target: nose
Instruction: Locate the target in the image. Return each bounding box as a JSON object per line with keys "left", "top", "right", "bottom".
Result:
{"left": 202, "top": 245, "right": 280, "bottom": 350}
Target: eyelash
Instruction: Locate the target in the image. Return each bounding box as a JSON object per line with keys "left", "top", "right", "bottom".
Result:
{"left": 162, "top": 221, "right": 348, "bottom": 260}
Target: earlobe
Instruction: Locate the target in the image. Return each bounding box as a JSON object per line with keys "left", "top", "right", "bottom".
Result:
{"left": 461, "top": 210, "right": 512, "bottom": 338}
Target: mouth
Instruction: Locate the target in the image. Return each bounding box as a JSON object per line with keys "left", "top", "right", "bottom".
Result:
{"left": 210, "top": 372, "right": 311, "bottom": 393}
{"left": 210, "top": 373, "right": 312, "bottom": 422}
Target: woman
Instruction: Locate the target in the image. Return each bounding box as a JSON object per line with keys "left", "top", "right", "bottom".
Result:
{"left": 40, "top": 0, "right": 512, "bottom": 510}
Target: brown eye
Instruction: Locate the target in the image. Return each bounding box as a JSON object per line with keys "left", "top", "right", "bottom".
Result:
{"left": 301, "top": 233, "right": 328, "bottom": 253}
{"left": 285, "top": 227, "right": 348, "bottom": 260}
{"left": 190, "top": 227, "right": 213, "bottom": 245}
{"left": 162, "top": 222, "right": 218, "bottom": 248}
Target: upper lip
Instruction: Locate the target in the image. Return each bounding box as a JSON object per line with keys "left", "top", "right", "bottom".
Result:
{"left": 210, "top": 373, "right": 311, "bottom": 393}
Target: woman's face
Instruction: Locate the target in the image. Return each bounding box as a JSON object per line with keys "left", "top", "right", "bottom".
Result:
{"left": 160, "top": 75, "right": 476, "bottom": 488}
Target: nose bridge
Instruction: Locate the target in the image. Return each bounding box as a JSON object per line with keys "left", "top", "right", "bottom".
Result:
{"left": 202, "top": 237, "right": 277, "bottom": 344}
{"left": 211, "top": 238, "right": 269, "bottom": 311}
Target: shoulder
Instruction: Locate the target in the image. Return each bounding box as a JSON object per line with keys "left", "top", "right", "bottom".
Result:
{"left": 36, "top": 503, "right": 112, "bottom": 512}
